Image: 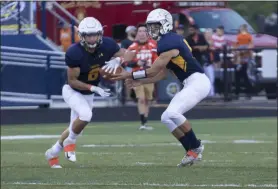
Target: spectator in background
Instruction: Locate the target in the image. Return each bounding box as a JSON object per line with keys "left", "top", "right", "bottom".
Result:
{"left": 176, "top": 24, "right": 185, "bottom": 37}
{"left": 236, "top": 24, "right": 253, "bottom": 48}
{"left": 120, "top": 26, "right": 137, "bottom": 103}
{"left": 204, "top": 28, "right": 214, "bottom": 67}
{"left": 59, "top": 22, "right": 80, "bottom": 52}
{"left": 212, "top": 26, "right": 226, "bottom": 68}
{"left": 234, "top": 24, "right": 254, "bottom": 99}
{"left": 126, "top": 24, "right": 158, "bottom": 130}
{"left": 121, "top": 25, "right": 137, "bottom": 49}
{"left": 204, "top": 28, "right": 213, "bottom": 47}
{"left": 186, "top": 24, "right": 215, "bottom": 97}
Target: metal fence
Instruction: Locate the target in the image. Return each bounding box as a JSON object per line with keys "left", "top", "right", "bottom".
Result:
{"left": 220, "top": 46, "right": 277, "bottom": 101}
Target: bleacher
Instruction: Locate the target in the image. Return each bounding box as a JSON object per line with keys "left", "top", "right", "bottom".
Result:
{"left": 0, "top": 46, "right": 119, "bottom": 108}
{"left": 1, "top": 34, "right": 60, "bottom": 51}
{"left": 1, "top": 46, "right": 66, "bottom": 107}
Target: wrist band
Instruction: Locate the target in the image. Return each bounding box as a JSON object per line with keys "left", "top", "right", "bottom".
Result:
{"left": 87, "top": 84, "right": 93, "bottom": 91}
{"left": 132, "top": 70, "right": 147, "bottom": 80}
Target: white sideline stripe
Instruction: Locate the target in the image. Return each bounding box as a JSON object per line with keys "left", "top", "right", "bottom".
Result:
{"left": 3, "top": 152, "right": 134, "bottom": 156}
{"left": 208, "top": 151, "right": 276, "bottom": 155}
{"left": 4, "top": 182, "right": 277, "bottom": 188}
{"left": 1, "top": 135, "right": 60, "bottom": 140}
{"left": 0, "top": 136, "right": 275, "bottom": 145}
{"left": 2, "top": 151, "right": 275, "bottom": 163}
{"left": 233, "top": 140, "right": 273, "bottom": 144}
{"left": 134, "top": 160, "right": 236, "bottom": 165}
{"left": 83, "top": 143, "right": 181, "bottom": 147}
{"left": 83, "top": 140, "right": 273, "bottom": 148}
{"left": 3, "top": 151, "right": 276, "bottom": 157}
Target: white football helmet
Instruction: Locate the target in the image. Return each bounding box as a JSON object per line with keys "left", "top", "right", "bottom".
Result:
{"left": 146, "top": 8, "right": 173, "bottom": 40}
{"left": 78, "top": 17, "right": 103, "bottom": 49}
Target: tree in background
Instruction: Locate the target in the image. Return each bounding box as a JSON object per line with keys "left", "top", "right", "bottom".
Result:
{"left": 228, "top": 1, "right": 277, "bottom": 35}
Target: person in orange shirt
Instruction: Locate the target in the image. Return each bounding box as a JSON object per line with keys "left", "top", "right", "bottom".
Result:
{"left": 126, "top": 24, "right": 158, "bottom": 130}
{"left": 234, "top": 24, "right": 253, "bottom": 99}
{"left": 236, "top": 24, "right": 253, "bottom": 47}
{"left": 60, "top": 22, "right": 80, "bottom": 52}
{"left": 236, "top": 24, "right": 254, "bottom": 61}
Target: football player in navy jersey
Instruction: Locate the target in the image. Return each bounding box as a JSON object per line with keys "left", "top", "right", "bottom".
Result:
{"left": 105, "top": 9, "right": 211, "bottom": 167}
{"left": 45, "top": 17, "right": 125, "bottom": 168}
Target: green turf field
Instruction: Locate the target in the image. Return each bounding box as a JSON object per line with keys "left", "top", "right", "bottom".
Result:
{"left": 1, "top": 118, "right": 277, "bottom": 189}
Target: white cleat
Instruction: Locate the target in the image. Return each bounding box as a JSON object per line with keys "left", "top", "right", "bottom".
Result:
{"left": 177, "top": 143, "right": 204, "bottom": 167}
{"left": 63, "top": 138, "right": 77, "bottom": 162}
{"left": 45, "top": 149, "right": 62, "bottom": 168}
{"left": 65, "top": 151, "right": 77, "bottom": 162}
{"left": 139, "top": 125, "right": 153, "bottom": 131}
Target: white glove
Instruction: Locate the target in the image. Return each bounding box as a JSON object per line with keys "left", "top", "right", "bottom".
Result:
{"left": 102, "top": 57, "right": 121, "bottom": 74}
{"left": 90, "top": 86, "right": 111, "bottom": 97}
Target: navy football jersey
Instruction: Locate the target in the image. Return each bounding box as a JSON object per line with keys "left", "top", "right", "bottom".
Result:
{"left": 65, "top": 37, "right": 120, "bottom": 94}
{"left": 157, "top": 32, "right": 204, "bottom": 82}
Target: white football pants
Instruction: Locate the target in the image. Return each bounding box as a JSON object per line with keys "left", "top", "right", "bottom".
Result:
{"left": 62, "top": 85, "right": 94, "bottom": 130}
{"left": 161, "top": 73, "right": 211, "bottom": 132}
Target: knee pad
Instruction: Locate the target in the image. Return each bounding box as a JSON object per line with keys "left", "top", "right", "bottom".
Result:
{"left": 161, "top": 111, "right": 170, "bottom": 124}
{"left": 161, "top": 111, "right": 178, "bottom": 132}
{"left": 79, "top": 110, "right": 93, "bottom": 122}
{"left": 161, "top": 111, "right": 186, "bottom": 127}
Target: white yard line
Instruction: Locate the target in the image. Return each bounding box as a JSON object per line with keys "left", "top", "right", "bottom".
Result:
{"left": 233, "top": 140, "right": 273, "bottom": 144}
{"left": 3, "top": 151, "right": 134, "bottom": 156}
{"left": 1, "top": 135, "right": 60, "bottom": 140}
{"left": 3, "top": 151, "right": 275, "bottom": 156}
{"left": 208, "top": 152, "right": 276, "bottom": 155}
{"left": 3, "top": 182, "right": 277, "bottom": 188}
{"left": 1, "top": 135, "right": 274, "bottom": 145}
{"left": 82, "top": 140, "right": 274, "bottom": 148}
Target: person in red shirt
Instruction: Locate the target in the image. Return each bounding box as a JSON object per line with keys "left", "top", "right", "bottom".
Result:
{"left": 126, "top": 24, "right": 158, "bottom": 130}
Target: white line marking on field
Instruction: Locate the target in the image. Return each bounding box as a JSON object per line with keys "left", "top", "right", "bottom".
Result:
{"left": 233, "top": 140, "right": 272, "bottom": 144}
{"left": 83, "top": 140, "right": 274, "bottom": 148}
{"left": 3, "top": 151, "right": 134, "bottom": 156}
{"left": 135, "top": 162, "right": 155, "bottom": 166}
{"left": 3, "top": 182, "right": 277, "bottom": 188}
{"left": 208, "top": 151, "right": 276, "bottom": 155}
{"left": 83, "top": 143, "right": 180, "bottom": 148}
{"left": 1, "top": 135, "right": 60, "bottom": 140}
{"left": 201, "top": 140, "right": 217, "bottom": 143}
{"left": 203, "top": 160, "right": 235, "bottom": 163}
{"left": 1, "top": 136, "right": 274, "bottom": 145}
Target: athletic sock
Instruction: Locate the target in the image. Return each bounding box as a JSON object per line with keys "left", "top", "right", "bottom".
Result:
{"left": 144, "top": 116, "right": 148, "bottom": 125}
{"left": 140, "top": 114, "right": 145, "bottom": 125}
{"left": 68, "top": 129, "right": 78, "bottom": 140}
{"left": 51, "top": 141, "right": 63, "bottom": 155}
{"left": 179, "top": 129, "right": 200, "bottom": 151}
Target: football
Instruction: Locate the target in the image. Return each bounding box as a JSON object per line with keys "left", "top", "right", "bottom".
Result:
{"left": 99, "top": 66, "right": 123, "bottom": 80}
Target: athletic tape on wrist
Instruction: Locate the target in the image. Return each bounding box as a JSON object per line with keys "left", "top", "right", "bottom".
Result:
{"left": 132, "top": 70, "right": 147, "bottom": 80}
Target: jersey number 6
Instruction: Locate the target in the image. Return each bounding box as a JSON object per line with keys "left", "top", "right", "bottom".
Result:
{"left": 88, "top": 67, "right": 100, "bottom": 81}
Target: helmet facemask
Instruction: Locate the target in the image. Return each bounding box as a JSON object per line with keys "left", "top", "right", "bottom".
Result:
{"left": 79, "top": 30, "right": 103, "bottom": 50}
{"left": 146, "top": 22, "right": 162, "bottom": 40}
